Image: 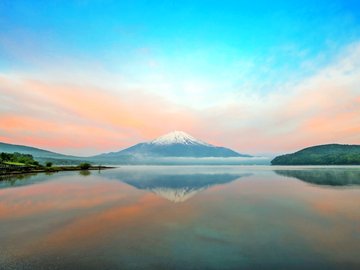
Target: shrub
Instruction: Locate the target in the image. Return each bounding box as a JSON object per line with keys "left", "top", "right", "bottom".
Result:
{"left": 46, "top": 162, "right": 53, "bottom": 167}
{"left": 33, "top": 161, "right": 40, "bottom": 166}
{"left": 79, "top": 162, "right": 91, "bottom": 170}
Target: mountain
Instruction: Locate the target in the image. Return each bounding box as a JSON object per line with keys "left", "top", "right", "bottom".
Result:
{"left": 96, "top": 131, "right": 251, "bottom": 159}
{"left": 0, "top": 142, "right": 85, "bottom": 164}
{"left": 0, "top": 131, "right": 254, "bottom": 165}
{"left": 271, "top": 144, "right": 360, "bottom": 165}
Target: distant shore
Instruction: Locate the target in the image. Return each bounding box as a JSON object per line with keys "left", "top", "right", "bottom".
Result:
{"left": 0, "top": 165, "right": 115, "bottom": 177}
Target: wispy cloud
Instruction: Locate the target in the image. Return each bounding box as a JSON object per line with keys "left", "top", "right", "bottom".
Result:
{"left": 1, "top": 40, "right": 359, "bottom": 155}
{"left": 196, "top": 42, "right": 360, "bottom": 153}
{"left": 0, "top": 74, "right": 198, "bottom": 155}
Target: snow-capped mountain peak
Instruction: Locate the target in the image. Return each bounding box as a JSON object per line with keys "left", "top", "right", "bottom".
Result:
{"left": 150, "top": 131, "right": 211, "bottom": 146}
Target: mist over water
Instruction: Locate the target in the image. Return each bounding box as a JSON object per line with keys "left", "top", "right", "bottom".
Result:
{"left": 94, "top": 156, "right": 272, "bottom": 165}
{"left": 1, "top": 166, "right": 360, "bottom": 269}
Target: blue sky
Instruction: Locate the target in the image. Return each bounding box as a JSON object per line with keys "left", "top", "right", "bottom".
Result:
{"left": 2, "top": 0, "right": 360, "bottom": 78}
{"left": 0, "top": 1, "right": 360, "bottom": 155}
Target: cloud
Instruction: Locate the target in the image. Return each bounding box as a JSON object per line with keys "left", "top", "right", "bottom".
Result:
{"left": 1, "top": 42, "right": 359, "bottom": 155}
{"left": 192, "top": 42, "right": 360, "bottom": 153}
{"left": 0, "top": 75, "right": 198, "bottom": 155}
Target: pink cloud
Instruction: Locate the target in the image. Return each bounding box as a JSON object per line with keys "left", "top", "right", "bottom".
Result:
{"left": 192, "top": 43, "right": 360, "bottom": 153}
{"left": 1, "top": 43, "right": 360, "bottom": 155}
{"left": 0, "top": 76, "right": 199, "bottom": 155}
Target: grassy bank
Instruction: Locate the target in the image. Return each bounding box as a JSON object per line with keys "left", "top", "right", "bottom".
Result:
{"left": 0, "top": 152, "right": 115, "bottom": 177}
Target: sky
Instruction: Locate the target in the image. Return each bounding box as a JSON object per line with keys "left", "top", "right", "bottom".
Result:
{"left": 0, "top": 0, "right": 360, "bottom": 156}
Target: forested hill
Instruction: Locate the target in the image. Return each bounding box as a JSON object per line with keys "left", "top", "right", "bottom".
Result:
{"left": 271, "top": 144, "right": 360, "bottom": 165}
{"left": 0, "top": 142, "right": 85, "bottom": 164}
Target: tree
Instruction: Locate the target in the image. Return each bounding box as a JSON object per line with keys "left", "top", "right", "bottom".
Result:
{"left": 46, "top": 162, "right": 53, "bottom": 167}
{"left": 79, "top": 162, "right": 91, "bottom": 170}
{"left": 0, "top": 152, "right": 39, "bottom": 165}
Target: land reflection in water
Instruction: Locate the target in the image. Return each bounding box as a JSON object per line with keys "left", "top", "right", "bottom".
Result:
{"left": 274, "top": 167, "right": 360, "bottom": 186}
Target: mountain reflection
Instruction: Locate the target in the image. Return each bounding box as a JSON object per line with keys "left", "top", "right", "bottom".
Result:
{"left": 109, "top": 170, "right": 251, "bottom": 202}
{"left": 275, "top": 169, "right": 360, "bottom": 186}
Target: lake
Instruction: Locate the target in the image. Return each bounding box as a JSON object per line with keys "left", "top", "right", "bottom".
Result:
{"left": 0, "top": 166, "right": 359, "bottom": 269}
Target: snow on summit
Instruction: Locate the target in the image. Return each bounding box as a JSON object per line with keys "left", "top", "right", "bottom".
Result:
{"left": 150, "top": 131, "right": 211, "bottom": 146}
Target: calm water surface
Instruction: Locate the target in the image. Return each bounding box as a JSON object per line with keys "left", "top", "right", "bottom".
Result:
{"left": 0, "top": 166, "right": 359, "bottom": 269}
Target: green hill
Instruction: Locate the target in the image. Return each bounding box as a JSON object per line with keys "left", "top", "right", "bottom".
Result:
{"left": 0, "top": 142, "right": 87, "bottom": 165}
{"left": 0, "top": 142, "right": 70, "bottom": 158}
{"left": 271, "top": 144, "right": 360, "bottom": 165}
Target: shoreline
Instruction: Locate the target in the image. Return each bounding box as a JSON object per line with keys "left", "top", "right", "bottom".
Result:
{"left": 0, "top": 166, "right": 115, "bottom": 177}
